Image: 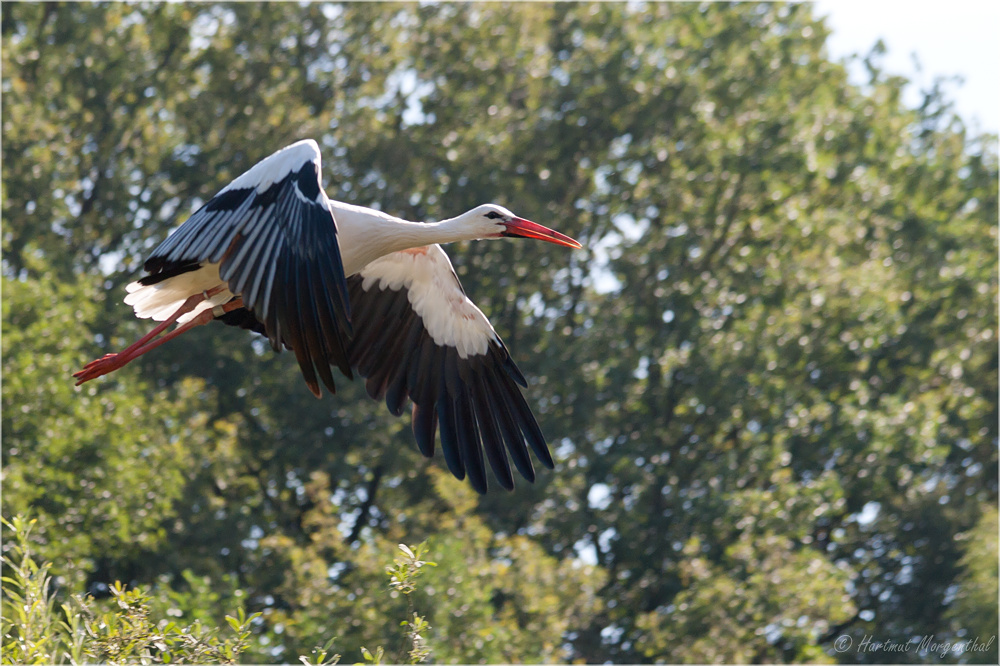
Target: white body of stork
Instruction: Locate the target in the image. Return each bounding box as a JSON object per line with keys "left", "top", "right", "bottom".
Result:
{"left": 74, "top": 139, "right": 581, "bottom": 494}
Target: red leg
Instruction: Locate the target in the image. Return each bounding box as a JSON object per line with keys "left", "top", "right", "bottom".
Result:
{"left": 73, "top": 289, "right": 238, "bottom": 386}
{"left": 108, "top": 297, "right": 246, "bottom": 368}
{"left": 79, "top": 293, "right": 207, "bottom": 370}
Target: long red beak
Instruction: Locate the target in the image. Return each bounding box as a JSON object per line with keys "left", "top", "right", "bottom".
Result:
{"left": 503, "top": 217, "right": 582, "bottom": 249}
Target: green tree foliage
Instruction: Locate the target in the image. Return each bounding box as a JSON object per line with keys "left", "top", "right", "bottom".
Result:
{"left": 2, "top": 262, "right": 240, "bottom": 589}
{"left": 3, "top": 2, "right": 996, "bottom": 663}
{"left": 946, "top": 506, "right": 999, "bottom": 663}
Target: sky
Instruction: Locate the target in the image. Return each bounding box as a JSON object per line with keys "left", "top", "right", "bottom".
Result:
{"left": 813, "top": 0, "right": 999, "bottom": 135}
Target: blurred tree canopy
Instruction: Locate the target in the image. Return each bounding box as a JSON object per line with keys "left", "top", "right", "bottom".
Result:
{"left": 2, "top": 2, "right": 996, "bottom": 663}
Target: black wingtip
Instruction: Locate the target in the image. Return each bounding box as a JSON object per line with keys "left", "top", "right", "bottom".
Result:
{"left": 532, "top": 431, "right": 555, "bottom": 470}
{"left": 469, "top": 474, "right": 488, "bottom": 495}
{"left": 437, "top": 398, "right": 465, "bottom": 481}
{"left": 491, "top": 342, "right": 528, "bottom": 388}
{"left": 334, "top": 273, "right": 353, "bottom": 334}
{"left": 472, "top": 372, "right": 514, "bottom": 491}
{"left": 412, "top": 403, "right": 437, "bottom": 458}
{"left": 456, "top": 395, "right": 488, "bottom": 494}
{"left": 503, "top": 354, "right": 528, "bottom": 388}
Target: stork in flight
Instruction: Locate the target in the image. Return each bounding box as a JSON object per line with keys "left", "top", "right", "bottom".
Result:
{"left": 74, "top": 139, "right": 581, "bottom": 494}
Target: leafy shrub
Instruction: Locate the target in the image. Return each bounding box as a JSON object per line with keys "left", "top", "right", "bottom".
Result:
{"left": 1, "top": 516, "right": 435, "bottom": 665}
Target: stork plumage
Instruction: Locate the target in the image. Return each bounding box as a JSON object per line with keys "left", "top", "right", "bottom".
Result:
{"left": 74, "top": 139, "right": 581, "bottom": 494}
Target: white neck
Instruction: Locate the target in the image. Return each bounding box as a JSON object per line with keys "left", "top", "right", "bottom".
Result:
{"left": 365, "top": 217, "right": 484, "bottom": 250}
{"left": 331, "top": 202, "right": 492, "bottom": 276}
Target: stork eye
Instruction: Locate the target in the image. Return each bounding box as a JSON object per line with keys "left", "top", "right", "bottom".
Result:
{"left": 485, "top": 211, "right": 502, "bottom": 220}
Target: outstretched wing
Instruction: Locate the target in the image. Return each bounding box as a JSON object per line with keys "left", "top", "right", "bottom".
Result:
{"left": 347, "top": 245, "right": 554, "bottom": 494}
{"left": 141, "top": 139, "right": 352, "bottom": 396}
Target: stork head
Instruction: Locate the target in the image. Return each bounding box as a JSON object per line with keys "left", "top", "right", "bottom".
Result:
{"left": 463, "top": 204, "right": 582, "bottom": 248}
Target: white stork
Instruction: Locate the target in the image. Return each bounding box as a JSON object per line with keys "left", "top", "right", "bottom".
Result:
{"left": 74, "top": 139, "right": 581, "bottom": 494}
